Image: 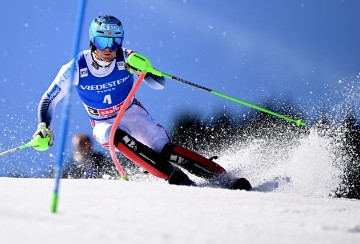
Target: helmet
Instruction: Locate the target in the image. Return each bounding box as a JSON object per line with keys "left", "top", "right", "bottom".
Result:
{"left": 89, "top": 15, "right": 124, "bottom": 51}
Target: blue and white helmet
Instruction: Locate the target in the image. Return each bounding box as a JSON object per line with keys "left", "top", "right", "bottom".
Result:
{"left": 89, "top": 15, "right": 124, "bottom": 51}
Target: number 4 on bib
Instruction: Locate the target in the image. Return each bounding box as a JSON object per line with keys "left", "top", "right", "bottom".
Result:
{"left": 103, "top": 94, "right": 112, "bottom": 104}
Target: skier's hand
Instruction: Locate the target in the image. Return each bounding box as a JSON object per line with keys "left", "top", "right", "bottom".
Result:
{"left": 126, "top": 52, "right": 164, "bottom": 77}
{"left": 31, "top": 134, "right": 51, "bottom": 151}
{"left": 125, "top": 63, "right": 141, "bottom": 76}
{"left": 32, "top": 122, "right": 54, "bottom": 150}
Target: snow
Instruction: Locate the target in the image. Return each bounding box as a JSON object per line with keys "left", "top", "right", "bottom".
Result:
{"left": 1, "top": 1, "right": 359, "bottom": 243}
{"left": 1, "top": 177, "right": 359, "bottom": 244}
{"left": 1, "top": 125, "right": 360, "bottom": 244}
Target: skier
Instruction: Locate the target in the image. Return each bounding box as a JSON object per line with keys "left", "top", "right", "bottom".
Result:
{"left": 33, "top": 15, "right": 250, "bottom": 189}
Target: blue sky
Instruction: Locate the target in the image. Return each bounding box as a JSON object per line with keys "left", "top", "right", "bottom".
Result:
{"left": 1, "top": 0, "right": 359, "bottom": 176}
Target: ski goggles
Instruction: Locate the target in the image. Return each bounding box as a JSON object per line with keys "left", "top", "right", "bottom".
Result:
{"left": 93, "top": 36, "right": 122, "bottom": 51}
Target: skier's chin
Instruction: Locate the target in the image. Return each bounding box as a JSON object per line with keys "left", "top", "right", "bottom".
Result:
{"left": 95, "top": 49, "right": 116, "bottom": 62}
{"left": 101, "top": 56, "right": 114, "bottom": 62}
{"left": 99, "top": 52, "right": 114, "bottom": 61}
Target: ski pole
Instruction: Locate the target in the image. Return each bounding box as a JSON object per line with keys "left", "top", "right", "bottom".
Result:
{"left": 126, "top": 53, "right": 307, "bottom": 127}
{"left": 0, "top": 135, "right": 50, "bottom": 156}
{"left": 0, "top": 143, "right": 32, "bottom": 156}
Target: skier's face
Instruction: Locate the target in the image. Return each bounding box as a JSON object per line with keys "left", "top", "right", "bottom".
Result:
{"left": 95, "top": 48, "right": 117, "bottom": 62}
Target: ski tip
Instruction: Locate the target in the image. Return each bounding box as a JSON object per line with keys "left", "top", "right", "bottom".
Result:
{"left": 230, "top": 178, "right": 252, "bottom": 191}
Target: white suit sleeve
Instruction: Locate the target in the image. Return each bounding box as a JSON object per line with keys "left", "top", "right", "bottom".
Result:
{"left": 38, "top": 59, "right": 79, "bottom": 125}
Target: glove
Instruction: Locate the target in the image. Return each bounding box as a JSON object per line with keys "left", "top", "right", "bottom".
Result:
{"left": 32, "top": 122, "right": 54, "bottom": 151}
{"left": 125, "top": 63, "right": 141, "bottom": 76}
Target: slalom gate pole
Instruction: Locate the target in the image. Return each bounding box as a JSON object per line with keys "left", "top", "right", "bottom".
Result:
{"left": 126, "top": 53, "right": 307, "bottom": 127}
{"left": 108, "top": 72, "right": 147, "bottom": 180}
{"left": 51, "top": 0, "right": 87, "bottom": 213}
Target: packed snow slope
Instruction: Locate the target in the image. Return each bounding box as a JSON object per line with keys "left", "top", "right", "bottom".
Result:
{"left": 0, "top": 177, "right": 359, "bottom": 244}
{"left": 1, "top": 120, "right": 360, "bottom": 244}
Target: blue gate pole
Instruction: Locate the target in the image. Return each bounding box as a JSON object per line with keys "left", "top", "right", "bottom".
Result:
{"left": 51, "top": 0, "right": 87, "bottom": 213}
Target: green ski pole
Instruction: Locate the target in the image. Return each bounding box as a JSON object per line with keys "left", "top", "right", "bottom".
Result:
{"left": 0, "top": 135, "right": 50, "bottom": 156}
{"left": 0, "top": 143, "right": 32, "bottom": 156}
{"left": 126, "top": 53, "right": 307, "bottom": 127}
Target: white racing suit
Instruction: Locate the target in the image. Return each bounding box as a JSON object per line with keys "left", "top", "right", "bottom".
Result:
{"left": 38, "top": 48, "right": 227, "bottom": 185}
{"left": 39, "top": 49, "right": 168, "bottom": 153}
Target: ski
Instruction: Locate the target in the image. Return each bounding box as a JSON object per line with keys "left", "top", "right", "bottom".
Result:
{"left": 230, "top": 178, "right": 252, "bottom": 191}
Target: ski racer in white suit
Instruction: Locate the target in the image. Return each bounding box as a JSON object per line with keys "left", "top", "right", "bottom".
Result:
{"left": 33, "top": 15, "right": 228, "bottom": 186}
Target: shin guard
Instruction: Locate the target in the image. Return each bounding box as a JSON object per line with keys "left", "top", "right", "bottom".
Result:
{"left": 161, "top": 143, "right": 227, "bottom": 179}
{"left": 114, "top": 130, "right": 174, "bottom": 179}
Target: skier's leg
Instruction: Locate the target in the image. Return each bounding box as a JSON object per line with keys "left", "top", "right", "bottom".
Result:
{"left": 118, "top": 100, "right": 171, "bottom": 154}
{"left": 160, "top": 143, "right": 227, "bottom": 179}
{"left": 114, "top": 129, "right": 194, "bottom": 186}
{"left": 92, "top": 103, "right": 195, "bottom": 186}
